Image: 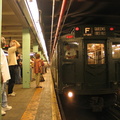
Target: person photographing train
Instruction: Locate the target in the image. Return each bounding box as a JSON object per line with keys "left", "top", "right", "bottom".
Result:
{"left": 8, "top": 40, "right": 20, "bottom": 96}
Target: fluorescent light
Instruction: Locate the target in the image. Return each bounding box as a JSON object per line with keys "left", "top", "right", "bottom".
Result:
{"left": 24, "top": 0, "right": 49, "bottom": 61}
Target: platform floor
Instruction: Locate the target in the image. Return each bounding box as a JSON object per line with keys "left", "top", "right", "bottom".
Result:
{"left": 2, "top": 69, "right": 61, "bottom": 120}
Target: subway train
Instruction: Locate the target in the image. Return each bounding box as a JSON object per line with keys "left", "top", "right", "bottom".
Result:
{"left": 51, "top": 25, "right": 120, "bottom": 111}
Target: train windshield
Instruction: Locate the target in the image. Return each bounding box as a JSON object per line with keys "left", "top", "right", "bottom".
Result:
{"left": 112, "top": 43, "right": 120, "bottom": 59}
{"left": 87, "top": 43, "right": 105, "bottom": 64}
{"left": 64, "top": 42, "right": 79, "bottom": 59}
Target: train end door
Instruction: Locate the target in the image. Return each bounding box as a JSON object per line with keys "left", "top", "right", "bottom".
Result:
{"left": 84, "top": 41, "right": 107, "bottom": 89}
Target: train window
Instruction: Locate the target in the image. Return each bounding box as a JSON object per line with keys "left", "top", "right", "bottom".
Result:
{"left": 112, "top": 43, "right": 120, "bottom": 59}
{"left": 64, "top": 42, "right": 78, "bottom": 59}
{"left": 87, "top": 43, "right": 105, "bottom": 64}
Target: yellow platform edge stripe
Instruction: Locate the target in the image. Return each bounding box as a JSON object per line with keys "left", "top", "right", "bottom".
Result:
{"left": 50, "top": 72, "right": 62, "bottom": 120}
{"left": 20, "top": 88, "right": 42, "bottom": 120}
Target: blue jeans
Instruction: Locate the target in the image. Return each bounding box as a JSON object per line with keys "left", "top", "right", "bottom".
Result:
{"left": 15, "top": 66, "right": 22, "bottom": 84}
{"left": 8, "top": 65, "right": 17, "bottom": 94}
{"left": 1, "top": 82, "right": 7, "bottom": 108}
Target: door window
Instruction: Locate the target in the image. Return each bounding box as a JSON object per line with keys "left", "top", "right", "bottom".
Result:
{"left": 87, "top": 43, "right": 105, "bottom": 64}
{"left": 64, "top": 42, "right": 79, "bottom": 59}
{"left": 112, "top": 43, "right": 120, "bottom": 59}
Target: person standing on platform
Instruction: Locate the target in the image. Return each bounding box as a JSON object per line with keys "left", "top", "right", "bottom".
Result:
{"left": 8, "top": 40, "right": 20, "bottom": 96}
{"left": 30, "top": 56, "right": 35, "bottom": 81}
{"left": 44, "top": 60, "right": 48, "bottom": 73}
{"left": 40, "top": 59, "right": 45, "bottom": 82}
{"left": 1, "top": 37, "right": 12, "bottom": 115}
{"left": 15, "top": 52, "right": 22, "bottom": 84}
{"left": 34, "top": 54, "right": 42, "bottom": 88}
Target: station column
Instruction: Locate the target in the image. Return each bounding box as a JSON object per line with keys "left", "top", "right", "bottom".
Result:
{"left": 22, "top": 28, "right": 30, "bottom": 88}
{"left": 0, "top": 0, "right": 2, "bottom": 118}
{"left": 33, "top": 45, "right": 38, "bottom": 53}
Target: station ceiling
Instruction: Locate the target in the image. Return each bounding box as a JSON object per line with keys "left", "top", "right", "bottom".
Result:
{"left": 2, "top": 0, "right": 120, "bottom": 58}
{"left": 37, "top": 0, "right": 120, "bottom": 56}
{"left": 2, "top": 0, "right": 38, "bottom": 51}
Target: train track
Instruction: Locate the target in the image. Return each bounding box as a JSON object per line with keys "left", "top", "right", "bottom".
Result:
{"left": 94, "top": 104, "right": 120, "bottom": 120}
{"left": 56, "top": 94, "right": 67, "bottom": 120}
{"left": 57, "top": 93, "right": 120, "bottom": 120}
{"left": 102, "top": 104, "right": 120, "bottom": 120}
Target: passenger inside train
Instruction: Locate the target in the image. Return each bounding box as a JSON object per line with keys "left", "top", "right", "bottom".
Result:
{"left": 64, "top": 43, "right": 77, "bottom": 59}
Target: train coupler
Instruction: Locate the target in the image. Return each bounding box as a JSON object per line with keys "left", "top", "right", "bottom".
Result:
{"left": 90, "top": 97, "right": 104, "bottom": 112}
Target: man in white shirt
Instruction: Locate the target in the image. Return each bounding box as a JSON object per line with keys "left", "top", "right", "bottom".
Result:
{"left": 8, "top": 40, "right": 20, "bottom": 96}
{"left": 1, "top": 37, "right": 12, "bottom": 115}
{"left": 65, "top": 45, "right": 76, "bottom": 59}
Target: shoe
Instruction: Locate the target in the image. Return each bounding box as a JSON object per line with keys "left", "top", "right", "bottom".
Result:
{"left": 13, "top": 92, "right": 16, "bottom": 95}
{"left": 2, "top": 105, "right": 12, "bottom": 111}
{"left": 40, "top": 79, "right": 45, "bottom": 82}
{"left": 8, "top": 92, "right": 16, "bottom": 97}
{"left": 1, "top": 109, "right": 6, "bottom": 116}
{"left": 36, "top": 86, "right": 42, "bottom": 88}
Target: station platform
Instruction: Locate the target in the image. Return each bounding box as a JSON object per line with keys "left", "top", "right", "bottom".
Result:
{"left": 2, "top": 69, "right": 61, "bottom": 120}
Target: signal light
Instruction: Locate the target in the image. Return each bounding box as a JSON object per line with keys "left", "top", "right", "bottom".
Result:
{"left": 66, "top": 35, "right": 74, "bottom": 39}
{"left": 75, "top": 27, "right": 82, "bottom": 37}
{"left": 75, "top": 27, "right": 80, "bottom": 31}
{"left": 109, "top": 27, "right": 114, "bottom": 31}
{"left": 5, "top": 45, "right": 9, "bottom": 47}
{"left": 3, "top": 44, "right": 9, "bottom": 48}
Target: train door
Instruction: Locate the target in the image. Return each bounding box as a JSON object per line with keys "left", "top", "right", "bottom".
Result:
{"left": 60, "top": 40, "right": 79, "bottom": 84}
{"left": 84, "top": 40, "right": 107, "bottom": 89}
{"left": 108, "top": 39, "right": 120, "bottom": 84}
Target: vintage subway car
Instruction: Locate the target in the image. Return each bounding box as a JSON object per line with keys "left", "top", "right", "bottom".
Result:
{"left": 51, "top": 25, "right": 120, "bottom": 111}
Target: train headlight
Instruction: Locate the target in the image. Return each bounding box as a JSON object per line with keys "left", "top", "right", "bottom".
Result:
{"left": 67, "top": 91, "right": 74, "bottom": 98}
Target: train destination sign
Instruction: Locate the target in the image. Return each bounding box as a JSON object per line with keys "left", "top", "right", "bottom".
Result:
{"left": 83, "top": 27, "right": 106, "bottom": 36}
{"left": 75, "top": 26, "right": 115, "bottom": 37}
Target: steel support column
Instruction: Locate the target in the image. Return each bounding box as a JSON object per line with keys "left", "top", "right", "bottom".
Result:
{"left": 0, "top": 0, "right": 2, "bottom": 118}
{"left": 22, "top": 28, "right": 31, "bottom": 88}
